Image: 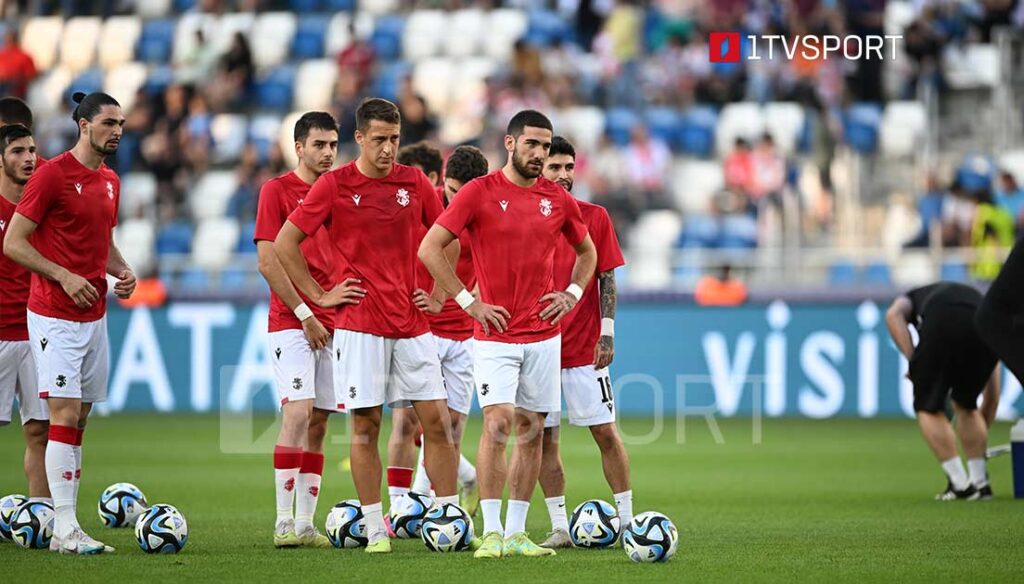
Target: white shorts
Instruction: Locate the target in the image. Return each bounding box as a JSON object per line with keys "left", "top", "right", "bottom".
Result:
{"left": 27, "top": 311, "right": 108, "bottom": 403}
{"left": 0, "top": 340, "right": 48, "bottom": 425}
{"left": 474, "top": 336, "right": 560, "bottom": 414}
{"left": 269, "top": 329, "right": 340, "bottom": 412}
{"left": 545, "top": 366, "right": 615, "bottom": 428}
{"left": 433, "top": 335, "right": 474, "bottom": 415}
{"left": 335, "top": 330, "right": 446, "bottom": 410}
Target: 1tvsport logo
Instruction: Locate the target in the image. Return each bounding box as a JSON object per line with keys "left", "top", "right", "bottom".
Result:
{"left": 709, "top": 31, "right": 901, "bottom": 63}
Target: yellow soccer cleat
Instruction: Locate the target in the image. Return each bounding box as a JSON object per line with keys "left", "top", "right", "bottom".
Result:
{"left": 274, "top": 520, "right": 300, "bottom": 548}
{"left": 460, "top": 479, "right": 481, "bottom": 518}
{"left": 365, "top": 538, "right": 392, "bottom": 554}
{"left": 472, "top": 531, "right": 504, "bottom": 559}
{"left": 296, "top": 526, "right": 332, "bottom": 548}
{"left": 502, "top": 532, "right": 556, "bottom": 557}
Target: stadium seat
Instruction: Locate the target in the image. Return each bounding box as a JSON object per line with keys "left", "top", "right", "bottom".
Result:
{"left": 719, "top": 215, "right": 758, "bottom": 249}
{"left": 115, "top": 219, "right": 156, "bottom": 277}
{"left": 863, "top": 262, "right": 892, "bottom": 285}
{"left": 716, "top": 102, "right": 765, "bottom": 158}
{"left": 210, "top": 13, "right": 256, "bottom": 56}
{"left": 190, "top": 171, "right": 239, "bottom": 220}
{"left": 413, "top": 57, "right": 455, "bottom": 113}
{"left": 104, "top": 62, "right": 148, "bottom": 111}
{"left": 362, "top": 0, "right": 400, "bottom": 16}
{"left": 369, "top": 15, "right": 405, "bottom": 61}
{"left": 255, "top": 65, "right": 297, "bottom": 110}
{"left": 27, "top": 67, "right": 73, "bottom": 115}
{"left": 946, "top": 43, "right": 1000, "bottom": 89}
{"left": 172, "top": 13, "right": 217, "bottom": 66}
{"left": 940, "top": 262, "right": 969, "bottom": 282}
{"left": 828, "top": 261, "right": 858, "bottom": 285}
{"left": 485, "top": 8, "right": 528, "bottom": 60}
{"left": 525, "top": 8, "right": 572, "bottom": 46}
{"left": 294, "top": 60, "right": 338, "bottom": 111}
{"left": 678, "top": 106, "right": 718, "bottom": 158}
{"left": 68, "top": 68, "right": 104, "bottom": 102}
{"left": 252, "top": 13, "right": 297, "bottom": 70}
{"left": 137, "top": 19, "right": 176, "bottom": 64}
{"left": 627, "top": 210, "right": 682, "bottom": 289}
{"left": 178, "top": 267, "right": 210, "bottom": 292}
{"left": 762, "top": 103, "right": 804, "bottom": 156}
{"left": 843, "top": 103, "right": 883, "bottom": 154}
{"left": 219, "top": 266, "right": 251, "bottom": 290}
{"left": 248, "top": 115, "right": 282, "bottom": 163}
{"left": 237, "top": 221, "right": 257, "bottom": 254}
{"left": 21, "top": 16, "right": 64, "bottom": 71}
{"left": 880, "top": 101, "right": 927, "bottom": 158}
{"left": 998, "top": 150, "right": 1024, "bottom": 184}
{"left": 325, "top": 0, "right": 356, "bottom": 10}
{"left": 136, "top": 0, "right": 172, "bottom": 18}
{"left": 292, "top": 16, "right": 328, "bottom": 60}
{"left": 885, "top": 0, "right": 916, "bottom": 36}
{"left": 671, "top": 160, "right": 723, "bottom": 214}
{"left": 210, "top": 114, "right": 249, "bottom": 165}
{"left": 677, "top": 214, "right": 719, "bottom": 249}
{"left": 559, "top": 106, "right": 605, "bottom": 153}
{"left": 192, "top": 218, "right": 240, "bottom": 269}
{"left": 645, "top": 108, "right": 682, "bottom": 151}
{"left": 604, "top": 108, "right": 640, "bottom": 147}
{"left": 289, "top": 0, "right": 320, "bottom": 11}
{"left": 59, "top": 17, "right": 102, "bottom": 74}
{"left": 99, "top": 16, "right": 142, "bottom": 70}
{"left": 403, "top": 10, "right": 446, "bottom": 62}
{"left": 120, "top": 172, "right": 158, "bottom": 216}
{"left": 445, "top": 9, "right": 485, "bottom": 58}
{"left": 372, "top": 61, "right": 411, "bottom": 103}
{"left": 144, "top": 65, "right": 175, "bottom": 95}
{"left": 156, "top": 222, "right": 194, "bottom": 255}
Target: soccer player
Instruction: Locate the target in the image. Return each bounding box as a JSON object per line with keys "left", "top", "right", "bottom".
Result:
{"left": 3, "top": 91, "right": 134, "bottom": 554}
{"left": 0, "top": 96, "right": 44, "bottom": 165}
{"left": 885, "top": 282, "right": 1000, "bottom": 500}
{"left": 274, "top": 98, "right": 459, "bottom": 554}
{"left": 419, "top": 110, "right": 598, "bottom": 558}
{"left": 254, "top": 112, "right": 344, "bottom": 548}
{"left": 976, "top": 238, "right": 1024, "bottom": 385}
{"left": 535, "top": 137, "right": 631, "bottom": 548}
{"left": 409, "top": 145, "right": 490, "bottom": 514}
{"left": 0, "top": 124, "right": 50, "bottom": 508}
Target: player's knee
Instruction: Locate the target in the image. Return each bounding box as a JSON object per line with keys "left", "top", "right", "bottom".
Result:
{"left": 23, "top": 420, "right": 48, "bottom": 447}
{"left": 482, "top": 413, "right": 512, "bottom": 444}
{"left": 306, "top": 418, "right": 328, "bottom": 448}
{"left": 590, "top": 423, "right": 621, "bottom": 452}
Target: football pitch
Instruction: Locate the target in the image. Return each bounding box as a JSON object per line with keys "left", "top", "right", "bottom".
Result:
{"left": 2, "top": 415, "right": 1021, "bottom": 582}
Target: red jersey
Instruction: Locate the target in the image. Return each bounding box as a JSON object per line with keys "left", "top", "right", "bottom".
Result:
{"left": 16, "top": 151, "right": 119, "bottom": 322}
{"left": 288, "top": 161, "right": 442, "bottom": 338}
{"left": 553, "top": 200, "right": 625, "bottom": 368}
{"left": 436, "top": 170, "right": 588, "bottom": 344}
{"left": 0, "top": 195, "right": 31, "bottom": 340}
{"left": 253, "top": 171, "right": 336, "bottom": 333}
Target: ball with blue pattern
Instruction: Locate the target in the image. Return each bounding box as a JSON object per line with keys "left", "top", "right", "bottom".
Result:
{"left": 325, "top": 500, "right": 367, "bottom": 548}
{"left": 10, "top": 500, "right": 54, "bottom": 549}
{"left": 389, "top": 491, "right": 432, "bottom": 539}
{"left": 569, "top": 499, "right": 620, "bottom": 548}
{"left": 0, "top": 494, "right": 28, "bottom": 541}
{"left": 623, "top": 511, "right": 679, "bottom": 563}
{"left": 420, "top": 503, "right": 473, "bottom": 553}
{"left": 98, "top": 482, "right": 148, "bottom": 528}
{"left": 135, "top": 504, "right": 188, "bottom": 554}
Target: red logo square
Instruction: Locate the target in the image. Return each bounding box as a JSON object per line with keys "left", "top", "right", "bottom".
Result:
{"left": 709, "top": 32, "right": 741, "bottom": 63}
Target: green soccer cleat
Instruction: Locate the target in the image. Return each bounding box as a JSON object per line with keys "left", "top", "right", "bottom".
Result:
{"left": 365, "top": 538, "right": 392, "bottom": 554}
{"left": 472, "top": 531, "right": 504, "bottom": 559}
{"left": 274, "top": 519, "right": 300, "bottom": 548}
{"left": 296, "top": 526, "right": 332, "bottom": 548}
{"left": 503, "top": 532, "right": 556, "bottom": 557}
{"left": 460, "top": 479, "right": 481, "bottom": 518}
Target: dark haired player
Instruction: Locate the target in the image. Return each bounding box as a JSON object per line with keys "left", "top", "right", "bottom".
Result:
{"left": 0, "top": 96, "right": 45, "bottom": 166}
{"left": 4, "top": 91, "right": 134, "bottom": 554}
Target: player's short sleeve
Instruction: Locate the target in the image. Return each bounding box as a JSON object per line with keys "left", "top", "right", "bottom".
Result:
{"left": 436, "top": 178, "right": 478, "bottom": 236}
{"left": 592, "top": 206, "right": 625, "bottom": 273}
{"left": 111, "top": 174, "right": 121, "bottom": 227}
{"left": 420, "top": 172, "right": 443, "bottom": 228}
{"left": 253, "top": 180, "right": 284, "bottom": 243}
{"left": 560, "top": 190, "right": 588, "bottom": 247}
{"left": 15, "top": 162, "right": 63, "bottom": 224}
{"left": 288, "top": 172, "right": 334, "bottom": 237}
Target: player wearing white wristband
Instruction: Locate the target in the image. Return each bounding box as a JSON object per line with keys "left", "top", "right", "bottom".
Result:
{"left": 254, "top": 112, "right": 355, "bottom": 549}
{"left": 537, "top": 137, "right": 632, "bottom": 549}
{"left": 419, "top": 111, "right": 597, "bottom": 559}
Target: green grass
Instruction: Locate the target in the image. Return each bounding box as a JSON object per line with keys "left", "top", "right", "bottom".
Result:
{"left": 1, "top": 415, "right": 1022, "bottom": 582}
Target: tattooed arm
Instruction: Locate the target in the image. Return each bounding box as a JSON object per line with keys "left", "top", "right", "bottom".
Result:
{"left": 593, "top": 269, "right": 617, "bottom": 369}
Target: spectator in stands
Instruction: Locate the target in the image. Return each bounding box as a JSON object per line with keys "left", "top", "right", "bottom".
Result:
{"left": 623, "top": 123, "right": 671, "bottom": 209}
{"left": 902, "top": 16, "right": 945, "bottom": 99}
{"left": 177, "top": 29, "right": 219, "bottom": 87}
{"left": 398, "top": 93, "right": 438, "bottom": 145}
{"left": 994, "top": 171, "right": 1024, "bottom": 234}
{"left": 723, "top": 138, "right": 754, "bottom": 199}
{"left": 943, "top": 180, "right": 977, "bottom": 247}
{"left": 209, "top": 32, "right": 253, "bottom": 111}
{"left": 511, "top": 39, "right": 545, "bottom": 87}
{"left": 749, "top": 133, "right": 787, "bottom": 212}
{"left": 905, "top": 173, "right": 947, "bottom": 248}
{"left": 970, "top": 189, "right": 1015, "bottom": 277}
{"left": 141, "top": 118, "right": 186, "bottom": 218}
{"left": 335, "top": 21, "right": 375, "bottom": 92}
{"left": 331, "top": 68, "right": 363, "bottom": 154}
{"left": 844, "top": 0, "right": 886, "bottom": 102}
{"left": 695, "top": 265, "right": 748, "bottom": 306}
{"left": 977, "top": 0, "right": 1019, "bottom": 43}
{"left": 0, "top": 30, "right": 37, "bottom": 99}
{"left": 184, "top": 93, "right": 213, "bottom": 175}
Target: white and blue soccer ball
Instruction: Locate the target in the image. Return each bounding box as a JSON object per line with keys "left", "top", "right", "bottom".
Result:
{"left": 325, "top": 500, "right": 367, "bottom": 548}
{"left": 569, "top": 499, "right": 620, "bottom": 548}
{"left": 420, "top": 503, "right": 473, "bottom": 553}
{"left": 10, "top": 500, "right": 54, "bottom": 549}
{"left": 389, "top": 492, "right": 433, "bottom": 539}
{"left": 98, "top": 482, "right": 148, "bottom": 528}
{"left": 623, "top": 511, "right": 679, "bottom": 563}
{"left": 135, "top": 504, "right": 188, "bottom": 554}
{"left": 0, "top": 494, "right": 28, "bottom": 541}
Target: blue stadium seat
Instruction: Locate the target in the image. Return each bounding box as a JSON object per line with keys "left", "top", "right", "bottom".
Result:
{"left": 289, "top": 0, "right": 320, "bottom": 11}
{"left": 324, "top": 0, "right": 355, "bottom": 10}
{"left": 955, "top": 154, "right": 995, "bottom": 192}
{"left": 525, "top": 9, "right": 572, "bottom": 46}
{"left": 369, "top": 16, "right": 405, "bottom": 61}
{"left": 67, "top": 69, "right": 103, "bottom": 102}
{"left": 678, "top": 106, "right": 718, "bottom": 157}
{"left": 828, "top": 261, "right": 858, "bottom": 285}
{"left": 220, "top": 267, "right": 250, "bottom": 290}
{"left": 843, "top": 103, "right": 882, "bottom": 154}
{"left": 156, "top": 222, "right": 193, "bottom": 255}
{"left": 256, "top": 65, "right": 297, "bottom": 110}
{"left": 137, "top": 19, "right": 175, "bottom": 63}
{"left": 940, "top": 262, "right": 969, "bottom": 282}
{"left": 179, "top": 267, "right": 209, "bottom": 292}
{"left": 604, "top": 108, "right": 639, "bottom": 147}
{"left": 371, "top": 61, "right": 411, "bottom": 104}
{"left": 174, "top": 0, "right": 196, "bottom": 12}
{"left": 863, "top": 262, "right": 892, "bottom": 285}
{"left": 719, "top": 215, "right": 758, "bottom": 249}
{"left": 144, "top": 65, "right": 174, "bottom": 96}
{"left": 292, "top": 16, "right": 327, "bottom": 60}
{"left": 237, "top": 221, "right": 257, "bottom": 254}
{"left": 676, "top": 214, "right": 719, "bottom": 249}
{"left": 645, "top": 108, "right": 681, "bottom": 151}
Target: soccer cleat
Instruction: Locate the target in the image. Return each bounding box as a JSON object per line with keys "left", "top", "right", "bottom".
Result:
{"left": 365, "top": 538, "right": 392, "bottom": 554}
{"left": 473, "top": 531, "right": 504, "bottom": 559}
{"left": 460, "top": 479, "right": 481, "bottom": 517}
{"left": 502, "top": 532, "right": 556, "bottom": 557}
{"left": 58, "top": 528, "right": 111, "bottom": 555}
{"left": 274, "top": 519, "right": 300, "bottom": 548}
{"left": 468, "top": 536, "right": 483, "bottom": 552}
{"left": 296, "top": 525, "right": 332, "bottom": 548}
{"left": 384, "top": 514, "right": 396, "bottom": 538}
{"left": 539, "top": 528, "right": 572, "bottom": 549}
{"left": 935, "top": 481, "right": 980, "bottom": 501}
{"left": 975, "top": 484, "right": 994, "bottom": 500}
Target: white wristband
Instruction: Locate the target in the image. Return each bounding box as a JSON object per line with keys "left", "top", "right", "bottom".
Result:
{"left": 566, "top": 283, "right": 584, "bottom": 301}
{"left": 293, "top": 302, "right": 314, "bottom": 322}
{"left": 455, "top": 289, "right": 476, "bottom": 310}
{"left": 600, "top": 318, "right": 615, "bottom": 337}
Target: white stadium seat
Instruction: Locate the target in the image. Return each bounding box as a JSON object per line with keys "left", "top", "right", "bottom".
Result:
{"left": 403, "top": 10, "right": 447, "bottom": 62}
{"left": 26, "top": 67, "right": 72, "bottom": 115}
{"left": 880, "top": 101, "right": 927, "bottom": 158}
{"left": 884, "top": 1, "right": 917, "bottom": 36}
{"left": 716, "top": 102, "right": 765, "bottom": 157}
{"left": 998, "top": 150, "right": 1024, "bottom": 184}
{"left": 945, "top": 43, "right": 1000, "bottom": 89}
{"left": 99, "top": 16, "right": 143, "bottom": 70}
{"left": 279, "top": 111, "right": 304, "bottom": 168}
{"left": 60, "top": 17, "right": 102, "bottom": 74}
{"left": 104, "top": 62, "right": 148, "bottom": 111}
{"left": 294, "top": 59, "right": 338, "bottom": 111}
{"left": 762, "top": 102, "right": 804, "bottom": 156}
{"left": 627, "top": 210, "right": 682, "bottom": 290}
{"left": 210, "top": 114, "right": 249, "bottom": 164}
{"left": 361, "top": 0, "right": 400, "bottom": 17}
{"left": 413, "top": 57, "right": 456, "bottom": 113}
{"left": 672, "top": 160, "right": 723, "bottom": 214}
{"left": 445, "top": 9, "right": 485, "bottom": 58}
{"left": 115, "top": 219, "right": 156, "bottom": 276}
{"left": 21, "top": 17, "right": 64, "bottom": 71}
{"left": 251, "top": 13, "right": 297, "bottom": 70}
{"left": 209, "top": 13, "right": 256, "bottom": 57}
{"left": 120, "top": 172, "right": 158, "bottom": 216}
{"left": 557, "top": 106, "right": 606, "bottom": 153}
{"left": 173, "top": 12, "right": 217, "bottom": 65}
{"left": 189, "top": 171, "right": 239, "bottom": 220}
{"left": 134, "top": 0, "right": 172, "bottom": 18}
{"left": 485, "top": 8, "right": 528, "bottom": 60}
{"left": 192, "top": 218, "right": 240, "bottom": 269}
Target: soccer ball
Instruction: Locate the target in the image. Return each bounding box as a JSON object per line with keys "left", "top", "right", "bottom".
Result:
{"left": 135, "top": 504, "right": 188, "bottom": 554}
{"left": 389, "top": 491, "right": 432, "bottom": 538}
{"left": 0, "top": 494, "right": 28, "bottom": 541}
{"left": 623, "top": 512, "right": 679, "bottom": 563}
{"left": 325, "top": 500, "right": 367, "bottom": 548}
{"left": 420, "top": 503, "right": 473, "bottom": 553}
{"left": 10, "top": 500, "right": 54, "bottom": 549}
{"left": 98, "top": 482, "right": 148, "bottom": 528}
{"left": 569, "top": 499, "right": 620, "bottom": 548}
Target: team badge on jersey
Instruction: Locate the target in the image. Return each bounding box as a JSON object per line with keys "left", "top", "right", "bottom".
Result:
{"left": 539, "top": 198, "right": 552, "bottom": 217}
{"left": 396, "top": 188, "right": 410, "bottom": 207}
{"left": 106, "top": 182, "right": 115, "bottom": 199}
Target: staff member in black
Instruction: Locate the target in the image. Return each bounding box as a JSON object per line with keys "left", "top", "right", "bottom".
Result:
{"left": 976, "top": 238, "right": 1024, "bottom": 384}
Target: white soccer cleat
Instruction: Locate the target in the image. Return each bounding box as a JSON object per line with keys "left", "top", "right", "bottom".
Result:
{"left": 58, "top": 528, "right": 114, "bottom": 555}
